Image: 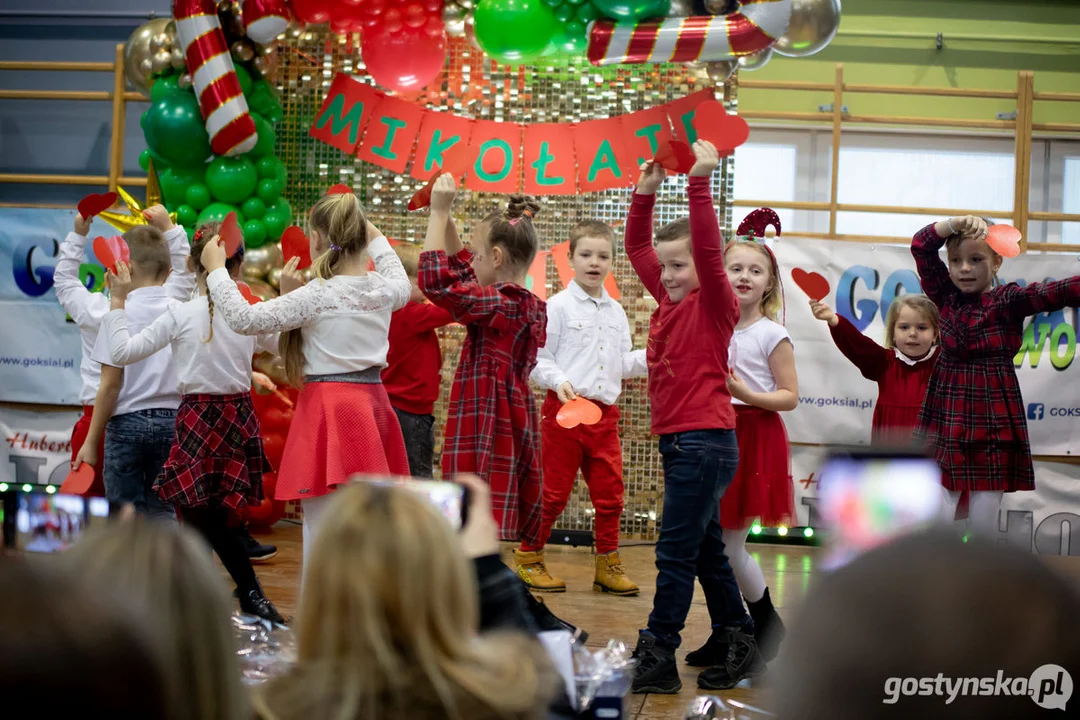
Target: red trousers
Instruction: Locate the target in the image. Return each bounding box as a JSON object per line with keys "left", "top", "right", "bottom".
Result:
{"left": 68, "top": 406, "right": 106, "bottom": 497}
{"left": 522, "top": 391, "right": 624, "bottom": 554}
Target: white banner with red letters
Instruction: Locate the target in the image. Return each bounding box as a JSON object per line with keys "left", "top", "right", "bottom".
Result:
{"left": 0, "top": 406, "right": 82, "bottom": 485}
{"left": 774, "top": 236, "right": 1080, "bottom": 457}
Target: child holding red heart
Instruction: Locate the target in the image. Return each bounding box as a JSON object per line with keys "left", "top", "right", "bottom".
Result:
{"left": 911, "top": 215, "right": 1080, "bottom": 537}
{"left": 707, "top": 208, "right": 796, "bottom": 667}
{"left": 809, "top": 294, "right": 940, "bottom": 443}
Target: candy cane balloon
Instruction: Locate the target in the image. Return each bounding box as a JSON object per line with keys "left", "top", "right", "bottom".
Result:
{"left": 242, "top": 0, "right": 291, "bottom": 45}
{"left": 587, "top": 0, "right": 792, "bottom": 66}
{"left": 174, "top": 0, "right": 258, "bottom": 156}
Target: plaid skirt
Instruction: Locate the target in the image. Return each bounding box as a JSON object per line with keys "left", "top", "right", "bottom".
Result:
{"left": 155, "top": 393, "right": 271, "bottom": 510}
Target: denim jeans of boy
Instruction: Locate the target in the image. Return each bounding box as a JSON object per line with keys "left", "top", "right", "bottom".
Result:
{"left": 393, "top": 408, "right": 436, "bottom": 478}
{"left": 104, "top": 409, "right": 177, "bottom": 520}
{"left": 647, "top": 429, "right": 749, "bottom": 649}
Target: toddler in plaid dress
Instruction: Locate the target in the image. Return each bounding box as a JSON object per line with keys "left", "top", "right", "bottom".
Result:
{"left": 102, "top": 225, "right": 284, "bottom": 623}
{"left": 418, "top": 174, "right": 547, "bottom": 547}
{"left": 912, "top": 215, "right": 1080, "bottom": 536}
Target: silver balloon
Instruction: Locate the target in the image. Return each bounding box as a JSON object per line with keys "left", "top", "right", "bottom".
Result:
{"left": 772, "top": 0, "right": 841, "bottom": 57}
{"left": 667, "top": 0, "right": 692, "bottom": 16}
{"left": 170, "top": 46, "right": 186, "bottom": 71}
{"left": 177, "top": 73, "right": 194, "bottom": 90}
{"left": 150, "top": 49, "right": 173, "bottom": 76}
{"left": 443, "top": 4, "right": 466, "bottom": 37}
{"left": 737, "top": 46, "right": 773, "bottom": 71}
{"left": 706, "top": 59, "right": 738, "bottom": 84}
{"left": 231, "top": 40, "right": 256, "bottom": 63}
{"left": 123, "top": 17, "right": 173, "bottom": 94}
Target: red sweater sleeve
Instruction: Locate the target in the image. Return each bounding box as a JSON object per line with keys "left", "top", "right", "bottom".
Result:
{"left": 409, "top": 302, "right": 456, "bottom": 333}
{"left": 687, "top": 176, "right": 736, "bottom": 321}
{"left": 910, "top": 223, "right": 958, "bottom": 309}
{"left": 624, "top": 190, "right": 665, "bottom": 302}
{"left": 829, "top": 315, "right": 891, "bottom": 382}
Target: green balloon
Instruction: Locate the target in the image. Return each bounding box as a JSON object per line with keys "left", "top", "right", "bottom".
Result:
{"left": 247, "top": 80, "right": 283, "bottom": 123}
{"left": 197, "top": 202, "right": 243, "bottom": 227}
{"left": 185, "top": 183, "right": 211, "bottom": 211}
{"left": 241, "top": 197, "right": 267, "bottom": 220}
{"left": 255, "top": 155, "right": 286, "bottom": 181}
{"left": 176, "top": 204, "right": 198, "bottom": 228}
{"left": 591, "top": 0, "right": 668, "bottom": 20}
{"left": 269, "top": 197, "right": 292, "bottom": 223}
{"left": 235, "top": 65, "right": 253, "bottom": 96}
{"left": 261, "top": 210, "right": 288, "bottom": 242}
{"left": 256, "top": 177, "right": 283, "bottom": 204}
{"left": 555, "top": 21, "right": 588, "bottom": 53}
{"left": 246, "top": 114, "right": 276, "bottom": 159}
{"left": 150, "top": 74, "right": 186, "bottom": 103}
{"left": 143, "top": 93, "right": 212, "bottom": 167}
{"left": 542, "top": 0, "right": 563, "bottom": 6}
{"left": 553, "top": 3, "right": 574, "bottom": 22}
{"left": 576, "top": 2, "right": 600, "bottom": 22}
{"left": 205, "top": 156, "right": 258, "bottom": 205}
{"left": 186, "top": 227, "right": 195, "bottom": 244}
{"left": 243, "top": 219, "right": 268, "bottom": 248}
{"left": 138, "top": 149, "right": 153, "bottom": 172}
{"left": 473, "top": 0, "right": 558, "bottom": 64}
{"left": 159, "top": 167, "right": 205, "bottom": 208}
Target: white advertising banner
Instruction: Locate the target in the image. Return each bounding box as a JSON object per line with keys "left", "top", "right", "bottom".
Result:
{"left": 0, "top": 406, "right": 82, "bottom": 486}
{"left": 775, "top": 236, "right": 1080, "bottom": 456}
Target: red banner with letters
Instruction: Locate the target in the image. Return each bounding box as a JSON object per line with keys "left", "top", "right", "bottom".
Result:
{"left": 309, "top": 75, "right": 748, "bottom": 195}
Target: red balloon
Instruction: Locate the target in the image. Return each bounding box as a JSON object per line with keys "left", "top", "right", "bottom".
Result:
{"left": 362, "top": 27, "right": 446, "bottom": 93}
{"left": 261, "top": 406, "right": 293, "bottom": 433}
{"left": 243, "top": 472, "right": 287, "bottom": 527}
{"left": 290, "top": 0, "right": 334, "bottom": 23}
{"left": 262, "top": 432, "right": 287, "bottom": 470}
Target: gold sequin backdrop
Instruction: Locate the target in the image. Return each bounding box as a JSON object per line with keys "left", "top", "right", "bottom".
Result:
{"left": 276, "top": 32, "right": 738, "bottom": 541}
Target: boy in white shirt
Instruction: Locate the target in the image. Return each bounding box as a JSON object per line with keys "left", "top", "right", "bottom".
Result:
{"left": 58, "top": 205, "right": 193, "bottom": 494}
{"left": 518, "top": 220, "right": 647, "bottom": 595}
{"left": 85, "top": 221, "right": 191, "bottom": 518}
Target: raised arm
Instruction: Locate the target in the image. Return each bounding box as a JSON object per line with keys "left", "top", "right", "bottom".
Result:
{"left": 687, "top": 141, "right": 737, "bottom": 322}
{"left": 813, "top": 300, "right": 890, "bottom": 381}
{"left": 409, "top": 302, "right": 456, "bottom": 333}
{"left": 206, "top": 267, "right": 322, "bottom": 335}
{"left": 54, "top": 216, "right": 109, "bottom": 327}
{"left": 419, "top": 250, "right": 519, "bottom": 327}
{"left": 102, "top": 308, "right": 178, "bottom": 366}
{"left": 1003, "top": 276, "right": 1080, "bottom": 321}
{"left": 625, "top": 162, "right": 665, "bottom": 301}
{"left": 368, "top": 236, "right": 411, "bottom": 311}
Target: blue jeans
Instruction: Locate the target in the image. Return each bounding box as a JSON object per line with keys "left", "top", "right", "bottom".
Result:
{"left": 104, "top": 409, "right": 177, "bottom": 520}
{"left": 647, "top": 429, "right": 749, "bottom": 649}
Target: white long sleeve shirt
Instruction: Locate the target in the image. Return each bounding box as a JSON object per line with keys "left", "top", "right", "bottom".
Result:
{"left": 53, "top": 226, "right": 195, "bottom": 405}
{"left": 530, "top": 280, "right": 647, "bottom": 406}
{"left": 101, "top": 295, "right": 278, "bottom": 396}
{"left": 206, "top": 236, "right": 410, "bottom": 376}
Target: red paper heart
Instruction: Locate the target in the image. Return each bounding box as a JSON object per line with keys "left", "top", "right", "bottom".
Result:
{"left": 556, "top": 397, "right": 604, "bottom": 429}
{"left": 327, "top": 183, "right": 352, "bottom": 195}
{"left": 77, "top": 191, "right": 118, "bottom": 219}
{"left": 220, "top": 212, "right": 243, "bottom": 257}
{"left": 654, "top": 140, "right": 696, "bottom": 175}
{"left": 93, "top": 235, "right": 130, "bottom": 274}
{"left": 693, "top": 100, "right": 750, "bottom": 155}
{"left": 408, "top": 166, "right": 443, "bottom": 211}
{"left": 281, "top": 226, "right": 312, "bottom": 270}
{"left": 791, "top": 268, "right": 831, "bottom": 302}
{"left": 986, "top": 224, "right": 1021, "bottom": 258}
{"left": 237, "top": 281, "right": 262, "bottom": 305}
{"left": 60, "top": 462, "right": 96, "bottom": 495}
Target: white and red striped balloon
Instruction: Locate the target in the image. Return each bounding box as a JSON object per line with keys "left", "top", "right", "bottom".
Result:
{"left": 242, "top": 0, "right": 291, "bottom": 45}
{"left": 173, "top": 0, "right": 258, "bottom": 156}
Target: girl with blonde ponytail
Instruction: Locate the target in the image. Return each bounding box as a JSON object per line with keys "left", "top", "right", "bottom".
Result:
{"left": 100, "top": 223, "right": 284, "bottom": 623}
{"left": 201, "top": 190, "right": 412, "bottom": 575}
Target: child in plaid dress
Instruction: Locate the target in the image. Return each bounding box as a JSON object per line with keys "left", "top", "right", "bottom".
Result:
{"left": 912, "top": 215, "right": 1080, "bottom": 536}
{"left": 419, "top": 174, "right": 547, "bottom": 547}
{"left": 203, "top": 192, "right": 411, "bottom": 578}
{"left": 102, "top": 226, "right": 284, "bottom": 623}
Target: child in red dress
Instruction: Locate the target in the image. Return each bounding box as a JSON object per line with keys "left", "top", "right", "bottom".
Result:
{"left": 912, "top": 215, "right": 1080, "bottom": 536}
{"left": 703, "top": 209, "right": 796, "bottom": 664}
{"left": 810, "top": 294, "right": 940, "bottom": 443}
{"left": 418, "top": 174, "right": 546, "bottom": 548}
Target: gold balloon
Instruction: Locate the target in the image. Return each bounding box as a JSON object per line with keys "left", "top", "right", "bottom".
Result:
{"left": 443, "top": 4, "right": 466, "bottom": 37}
{"left": 257, "top": 42, "right": 276, "bottom": 56}
{"left": 455, "top": 0, "right": 475, "bottom": 10}
{"left": 267, "top": 267, "right": 282, "bottom": 290}
{"left": 253, "top": 353, "right": 288, "bottom": 387}
{"left": 667, "top": 0, "right": 692, "bottom": 15}
{"left": 171, "top": 47, "right": 186, "bottom": 71}
{"left": 124, "top": 17, "right": 173, "bottom": 94}
{"left": 151, "top": 49, "right": 173, "bottom": 76}
{"left": 706, "top": 59, "right": 738, "bottom": 84}
{"left": 266, "top": 242, "right": 284, "bottom": 268}
{"left": 231, "top": 40, "right": 256, "bottom": 63}
{"left": 737, "top": 46, "right": 773, "bottom": 71}
{"left": 252, "top": 51, "right": 279, "bottom": 81}
{"left": 149, "top": 32, "right": 169, "bottom": 53}
{"left": 177, "top": 73, "right": 194, "bottom": 90}
{"left": 703, "top": 0, "right": 736, "bottom": 14}
{"left": 772, "top": 0, "right": 842, "bottom": 58}
{"left": 243, "top": 246, "right": 275, "bottom": 278}
{"left": 248, "top": 280, "right": 277, "bottom": 301}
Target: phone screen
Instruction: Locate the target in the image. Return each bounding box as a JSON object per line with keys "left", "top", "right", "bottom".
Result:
{"left": 816, "top": 453, "right": 943, "bottom": 571}
{"left": 2, "top": 491, "right": 109, "bottom": 552}
{"left": 372, "top": 479, "right": 466, "bottom": 530}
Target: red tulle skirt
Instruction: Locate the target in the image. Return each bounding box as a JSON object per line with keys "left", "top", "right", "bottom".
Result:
{"left": 720, "top": 405, "right": 794, "bottom": 528}
{"left": 275, "top": 382, "right": 410, "bottom": 501}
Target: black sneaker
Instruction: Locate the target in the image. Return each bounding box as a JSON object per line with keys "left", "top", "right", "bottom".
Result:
{"left": 238, "top": 525, "right": 278, "bottom": 562}
{"left": 631, "top": 632, "right": 681, "bottom": 694}
{"left": 238, "top": 588, "right": 286, "bottom": 625}
{"left": 525, "top": 592, "right": 589, "bottom": 644}
{"left": 685, "top": 630, "right": 727, "bottom": 667}
{"left": 696, "top": 625, "right": 765, "bottom": 691}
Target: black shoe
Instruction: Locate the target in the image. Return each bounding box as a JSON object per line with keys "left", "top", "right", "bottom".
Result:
{"left": 525, "top": 592, "right": 589, "bottom": 644}
{"left": 238, "top": 525, "right": 278, "bottom": 562}
{"left": 746, "top": 587, "right": 786, "bottom": 662}
{"left": 685, "top": 630, "right": 727, "bottom": 667}
{"left": 238, "top": 587, "right": 286, "bottom": 625}
{"left": 631, "top": 632, "right": 681, "bottom": 694}
{"left": 696, "top": 625, "right": 765, "bottom": 691}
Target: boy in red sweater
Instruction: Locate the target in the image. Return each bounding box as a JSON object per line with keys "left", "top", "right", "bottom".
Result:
{"left": 625, "top": 140, "right": 760, "bottom": 694}
{"left": 382, "top": 244, "right": 454, "bottom": 477}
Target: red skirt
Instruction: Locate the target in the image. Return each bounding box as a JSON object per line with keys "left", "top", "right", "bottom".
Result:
{"left": 65, "top": 406, "right": 105, "bottom": 497}
{"left": 275, "top": 381, "right": 409, "bottom": 501}
{"left": 720, "top": 405, "right": 794, "bottom": 528}
{"left": 155, "top": 393, "right": 271, "bottom": 510}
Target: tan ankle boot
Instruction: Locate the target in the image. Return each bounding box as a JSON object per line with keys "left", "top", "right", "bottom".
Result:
{"left": 514, "top": 548, "right": 566, "bottom": 592}
{"left": 593, "top": 551, "right": 639, "bottom": 596}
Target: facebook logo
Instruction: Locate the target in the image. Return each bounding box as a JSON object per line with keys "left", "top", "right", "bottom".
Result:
{"left": 1028, "top": 403, "right": 1046, "bottom": 420}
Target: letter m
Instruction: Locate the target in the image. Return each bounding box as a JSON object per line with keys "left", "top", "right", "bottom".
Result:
{"left": 310, "top": 77, "right": 372, "bottom": 153}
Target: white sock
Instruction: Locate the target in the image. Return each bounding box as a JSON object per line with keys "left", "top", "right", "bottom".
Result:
{"left": 723, "top": 526, "right": 767, "bottom": 602}
{"left": 301, "top": 494, "right": 334, "bottom": 590}
{"left": 968, "top": 491, "right": 1003, "bottom": 535}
